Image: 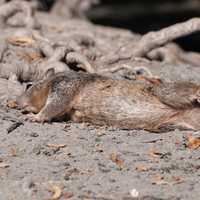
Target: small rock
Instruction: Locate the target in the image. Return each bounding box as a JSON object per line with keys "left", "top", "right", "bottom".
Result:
{"left": 129, "top": 188, "right": 139, "bottom": 198}
{"left": 29, "top": 132, "right": 39, "bottom": 137}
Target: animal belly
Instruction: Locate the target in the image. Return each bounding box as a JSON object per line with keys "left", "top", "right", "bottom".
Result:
{"left": 72, "top": 89, "right": 174, "bottom": 130}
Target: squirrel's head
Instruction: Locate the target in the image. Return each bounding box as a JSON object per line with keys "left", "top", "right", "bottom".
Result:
{"left": 17, "top": 68, "right": 55, "bottom": 113}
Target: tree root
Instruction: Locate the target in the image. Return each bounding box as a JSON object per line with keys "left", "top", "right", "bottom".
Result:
{"left": 0, "top": 0, "right": 37, "bottom": 28}
{"left": 66, "top": 52, "right": 95, "bottom": 73}
{"left": 133, "top": 18, "right": 200, "bottom": 58}
{"left": 148, "top": 43, "right": 200, "bottom": 67}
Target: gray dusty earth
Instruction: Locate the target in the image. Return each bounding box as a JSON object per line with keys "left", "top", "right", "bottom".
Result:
{"left": 0, "top": 102, "right": 200, "bottom": 200}
{"left": 0, "top": 1, "right": 200, "bottom": 200}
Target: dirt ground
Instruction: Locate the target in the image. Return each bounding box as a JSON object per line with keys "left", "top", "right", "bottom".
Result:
{"left": 0, "top": 1, "right": 200, "bottom": 200}
{"left": 0, "top": 102, "right": 200, "bottom": 200}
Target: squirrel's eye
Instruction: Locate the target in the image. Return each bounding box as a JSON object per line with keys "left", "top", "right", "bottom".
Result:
{"left": 136, "top": 69, "right": 143, "bottom": 75}
{"left": 26, "top": 83, "right": 33, "bottom": 90}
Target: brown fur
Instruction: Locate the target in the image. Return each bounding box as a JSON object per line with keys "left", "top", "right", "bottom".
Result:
{"left": 16, "top": 70, "right": 200, "bottom": 132}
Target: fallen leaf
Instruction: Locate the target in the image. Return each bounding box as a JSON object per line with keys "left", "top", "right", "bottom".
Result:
{"left": 48, "top": 185, "right": 62, "bottom": 200}
{"left": 135, "top": 164, "right": 150, "bottom": 172}
{"left": 62, "top": 192, "right": 73, "bottom": 199}
{"left": 187, "top": 136, "right": 200, "bottom": 149}
{"left": 96, "top": 131, "right": 106, "bottom": 137}
{"left": 0, "top": 162, "right": 10, "bottom": 168}
{"left": 151, "top": 174, "right": 169, "bottom": 185}
{"left": 9, "top": 147, "right": 17, "bottom": 157}
{"left": 151, "top": 175, "right": 184, "bottom": 185}
{"left": 7, "top": 36, "right": 35, "bottom": 46}
{"left": 110, "top": 153, "right": 124, "bottom": 169}
{"left": 148, "top": 148, "right": 171, "bottom": 159}
{"left": 47, "top": 144, "right": 67, "bottom": 151}
{"left": 172, "top": 176, "right": 184, "bottom": 184}
{"left": 95, "top": 144, "right": 104, "bottom": 152}
{"left": 80, "top": 169, "right": 94, "bottom": 176}
{"left": 148, "top": 149, "right": 162, "bottom": 158}
{"left": 64, "top": 168, "right": 80, "bottom": 180}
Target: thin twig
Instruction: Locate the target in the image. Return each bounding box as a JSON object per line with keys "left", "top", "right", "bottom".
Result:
{"left": 7, "top": 121, "right": 23, "bottom": 134}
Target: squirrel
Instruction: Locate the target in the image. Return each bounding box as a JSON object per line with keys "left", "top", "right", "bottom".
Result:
{"left": 16, "top": 69, "right": 200, "bottom": 132}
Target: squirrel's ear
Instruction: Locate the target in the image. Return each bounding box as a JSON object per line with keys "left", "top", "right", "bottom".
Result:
{"left": 45, "top": 68, "right": 55, "bottom": 78}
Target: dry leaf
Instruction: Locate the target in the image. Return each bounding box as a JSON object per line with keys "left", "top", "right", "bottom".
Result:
{"left": 187, "top": 136, "right": 200, "bottom": 149}
{"left": 62, "top": 192, "right": 73, "bottom": 199}
{"left": 9, "top": 147, "right": 17, "bottom": 157}
{"left": 152, "top": 175, "right": 184, "bottom": 185}
{"left": 172, "top": 176, "right": 184, "bottom": 184}
{"left": 148, "top": 148, "right": 171, "bottom": 160}
{"left": 80, "top": 169, "right": 94, "bottom": 176}
{"left": 96, "top": 131, "right": 106, "bottom": 137}
{"left": 135, "top": 164, "right": 150, "bottom": 172}
{"left": 95, "top": 144, "right": 104, "bottom": 152}
{"left": 151, "top": 174, "right": 169, "bottom": 185}
{"left": 7, "top": 36, "right": 35, "bottom": 46}
{"left": 110, "top": 153, "right": 124, "bottom": 169}
{"left": 148, "top": 149, "right": 162, "bottom": 158}
{"left": 0, "top": 162, "right": 10, "bottom": 168}
{"left": 64, "top": 168, "right": 80, "bottom": 180}
{"left": 47, "top": 144, "right": 67, "bottom": 151}
{"left": 48, "top": 185, "right": 62, "bottom": 200}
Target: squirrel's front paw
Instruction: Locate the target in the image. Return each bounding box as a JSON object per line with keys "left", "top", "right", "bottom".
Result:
{"left": 24, "top": 113, "right": 46, "bottom": 123}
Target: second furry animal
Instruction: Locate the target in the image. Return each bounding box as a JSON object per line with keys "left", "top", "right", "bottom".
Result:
{"left": 17, "top": 70, "right": 200, "bottom": 132}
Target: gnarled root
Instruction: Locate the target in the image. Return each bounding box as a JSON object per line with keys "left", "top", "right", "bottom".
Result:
{"left": 133, "top": 18, "right": 200, "bottom": 58}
